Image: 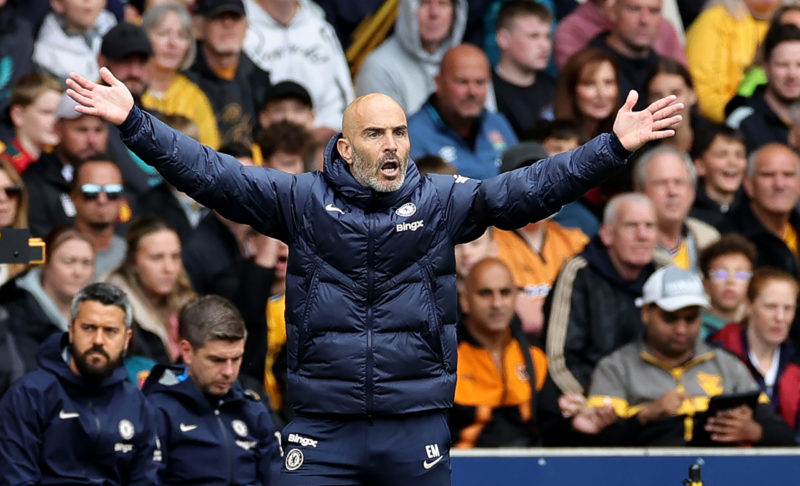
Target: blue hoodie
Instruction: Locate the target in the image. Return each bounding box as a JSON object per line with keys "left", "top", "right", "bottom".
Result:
{"left": 143, "top": 364, "right": 281, "bottom": 485}
{"left": 0, "top": 333, "right": 160, "bottom": 485}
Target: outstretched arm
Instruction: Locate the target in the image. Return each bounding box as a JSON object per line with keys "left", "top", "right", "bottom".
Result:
{"left": 66, "top": 69, "right": 295, "bottom": 241}
{"left": 65, "top": 68, "right": 133, "bottom": 125}
{"left": 613, "top": 90, "right": 683, "bottom": 151}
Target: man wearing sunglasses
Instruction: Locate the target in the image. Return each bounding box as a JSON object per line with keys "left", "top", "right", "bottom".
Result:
{"left": 67, "top": 66, "right": 683, "bottom": 485}
{"left": 572, "top": 266, "right": 795, "bottom": 447}
{"left": 70, "top": 155, "right": 127, "bottom": 279}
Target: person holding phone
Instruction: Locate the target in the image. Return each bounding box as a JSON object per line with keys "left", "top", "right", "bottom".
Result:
{"left": 710, "top": 268, "right": 800, "bottom": 435}
{"left": 571, "top": 266, "right": 796, "bottom": 446}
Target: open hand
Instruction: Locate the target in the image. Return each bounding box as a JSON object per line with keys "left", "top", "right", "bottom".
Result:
{"left": 612, "top": 91, "right": 684, "bottom": 151}
{"left": 65, "top": 67, "right": 134, "bottom": 125}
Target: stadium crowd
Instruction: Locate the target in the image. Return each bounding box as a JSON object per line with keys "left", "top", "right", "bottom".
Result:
{"left": 1, "top": 0, "right": 800, "bottom": 484}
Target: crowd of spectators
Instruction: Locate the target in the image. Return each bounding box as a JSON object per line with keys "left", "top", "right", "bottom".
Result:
{"left": 2, "top": 0, "right": 800, "bottom": 482}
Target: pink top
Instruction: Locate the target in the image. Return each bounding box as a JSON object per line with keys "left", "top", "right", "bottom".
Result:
{"left": 554, "top": 2, "right": 687, "bottom": 70}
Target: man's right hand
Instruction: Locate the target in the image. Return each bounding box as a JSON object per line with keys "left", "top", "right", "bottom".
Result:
{"left": 65, "top": 67, "right": 134, "bottom": 126}
{"left": 636, "top": 389, "right": 688, "bottom": 425}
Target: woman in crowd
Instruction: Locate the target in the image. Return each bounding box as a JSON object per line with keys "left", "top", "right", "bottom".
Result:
{"left": 0, "top": 160, "right": 29, "bottom": 286}
{"left": 0, "top": 227, "right": 95, "bottom": 372}
{"left": 710, "top": 268, "right": 800, "bottom": 433}
{"left": 554, "top": 48, "right": 620, "bottom": 140}
{"left": 140, "top": 1, "right": 220, "bottom": 149}
{"left": 103, "top": 217, "right": 195, "bottom": 364}
{"left": 645, "top": 58, "right": 706, "bottom": 154}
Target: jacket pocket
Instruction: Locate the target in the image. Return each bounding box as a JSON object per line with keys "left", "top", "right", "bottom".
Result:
{"left": 293, "top": 264, "right": 320, "bottom": 371}
{"left": 421, "top": 264, "right": 449, "bottom": 371}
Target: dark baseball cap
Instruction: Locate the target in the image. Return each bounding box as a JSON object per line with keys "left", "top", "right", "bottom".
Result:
{"left": 100, "top": 23, "right": 152, "bottom": 60}
{"left": 266, "top": 81, "right": 313, "bottom": 108}
{"left": 195, "top": 0, "right": 246, "bottom": 17}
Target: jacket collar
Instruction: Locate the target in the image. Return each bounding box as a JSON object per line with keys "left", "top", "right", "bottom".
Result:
{"left": 321, "top": 133, "right": 421, "bottom": 210}
{"left": 142, "top": 363, "right": 245, "bottom": 410}
{"left": 37, "top": 332, "right": 128, "bottom": 391}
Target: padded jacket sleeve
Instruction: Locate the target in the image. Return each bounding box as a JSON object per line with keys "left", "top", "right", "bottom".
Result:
{"left": 0, "top": 381, "right": 43, "bottom": 485}
{"left": 439, "top": 133, "right": 630, "bottom": 244}
{"left": 118, "top": 107, "right": 298, "bottom": 242}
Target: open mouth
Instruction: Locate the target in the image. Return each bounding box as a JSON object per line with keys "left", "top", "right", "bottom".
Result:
{"left": 380, "top": 160, "right": 399, "bottom": 177}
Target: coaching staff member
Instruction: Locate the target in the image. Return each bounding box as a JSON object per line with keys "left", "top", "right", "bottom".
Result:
{"left": 66, "top": 66, "right": 682, "bottom": 486}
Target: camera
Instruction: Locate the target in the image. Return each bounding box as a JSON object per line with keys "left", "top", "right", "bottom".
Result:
{"left": 0, "top": 229, "right": 45, "bottom": 264}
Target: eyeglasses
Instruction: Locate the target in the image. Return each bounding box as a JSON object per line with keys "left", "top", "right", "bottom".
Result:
{"left": 708, "top": 269, "right": 753, "bottom": 282}
{"left": 79, "top": 184, "right": 123, "bottom": 200}
{"left": 0, "top": 185, "right": 23, "bottom": 199}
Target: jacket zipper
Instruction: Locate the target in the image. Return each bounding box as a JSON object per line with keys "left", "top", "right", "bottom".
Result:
{"left": 87, "top": 399, "right": 102, "bottom": 478}
{"left": 214, "top": 406, "right": 234, "bottom": 484}
{"left": 422, "top": 264, "right": 448, "bottom": 369}
{"left": 366, "top": 216, "right": 375, "bottom": 416}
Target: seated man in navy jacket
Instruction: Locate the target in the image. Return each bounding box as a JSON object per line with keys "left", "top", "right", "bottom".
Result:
{"left": 143, "top": 295, "right": 281, "bottom": 485}
{"left": 0, "top": 282, "right": 160, "bottom": 485}
{"left": 66, "top": 65, "right": 682, "bottom": 486}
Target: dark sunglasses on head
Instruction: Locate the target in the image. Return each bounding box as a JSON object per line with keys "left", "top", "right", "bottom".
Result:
{"left": 79, "top": 183, "right": 124, "bottom": 200}
{"left": 0, "top": 185, "right": 23, "bottom": 199}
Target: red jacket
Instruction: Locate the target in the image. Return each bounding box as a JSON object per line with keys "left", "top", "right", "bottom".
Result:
{"left": 711, "top": 323, "right": 800, "bottom": 429}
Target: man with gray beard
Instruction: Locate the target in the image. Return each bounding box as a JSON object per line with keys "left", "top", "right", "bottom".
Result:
{"left": 67, "top": 65, "right": 683, "bottom": 485}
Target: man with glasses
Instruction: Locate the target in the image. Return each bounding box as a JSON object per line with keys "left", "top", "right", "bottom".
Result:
{"left": 70, "top": 155, "right": 127, "bottom": 279}
{"left": 570, "top": 266, "right": 795, "bottom": 446}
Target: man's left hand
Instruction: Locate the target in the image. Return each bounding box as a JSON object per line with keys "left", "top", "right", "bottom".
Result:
{"left": 612, "top": 91, "right": 684, "bottom": 151}
{"left": 705, "top": 405, "right": 763, "bottom": 444}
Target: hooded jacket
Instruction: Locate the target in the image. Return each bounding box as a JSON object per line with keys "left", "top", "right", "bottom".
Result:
{"left": 543, "top": 236, "right": 655, "bottom": 394}
{"left": 118, "top": 105, "right": 631, "bottom": 417}
{"left": 354, "top": 0, "right": 468, "bottom": 114}
{"left": 0, "top": 268, "right": 68, "bottom": 373}
{"left": 142, "top": 364, "right": 280, "bottom": 485}
{"left": 0, "top": 333, "right": 160, "bottom": 485}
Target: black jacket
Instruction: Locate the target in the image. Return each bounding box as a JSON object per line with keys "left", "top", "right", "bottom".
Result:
{"left": 22, "top": 152, "right": 73, "bottom": 237}
{"left": 543, "top": 236, "right": 655, "bottom": 394}
{"left": 726, "top": 85, "right": 788, "bottom": 152}
{"left": 690, "top": 180, "right": 743, "bottom": 231}
{"left": 185, "top": 44, "right": 271, "bottom": 145}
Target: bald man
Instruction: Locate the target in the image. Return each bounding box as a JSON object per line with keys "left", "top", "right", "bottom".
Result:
{"left": 409, "top": 44, "right": 518, "bottom": 179}
{"left": 453, "top": 257, "right": 548, "bottom": 447}
{"left": 66, "top": 66, "right": 683, "bottom": 485}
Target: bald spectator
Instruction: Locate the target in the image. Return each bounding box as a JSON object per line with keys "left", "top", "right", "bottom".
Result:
{"left": 492, "top": 1, "right": 556, "bottom": 137}
{"left": 451, "top": 258, "right": 548, "bottom": 447}
{"left": 32, "top": 0, "right": 117, "bottom": 79}
{"left": 589, "top": 0, "right": 667, "bottom": 110}
{"left": 355, "top": 0, "right": 468, "bottom": 115}
{"left": 544, "top": 193, "right": 657, "bottom": 394}
{"left": 409, "top": 44, "right": 517, "bottom": 179}
{"left": 186, "top": 0, "right": 271, "bottom": 146}
{"left": 243, "top": 0, "right": 354, "bottom": 133}
{"left": 554, "top": 0, "right": 686, "bottom": 71}
{"left": 633, "top": 144, "right": 719, "bottom": 272}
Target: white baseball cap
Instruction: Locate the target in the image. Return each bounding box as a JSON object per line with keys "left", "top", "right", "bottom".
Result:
{"left": 635, "top": 266, "right": 710, "bottom": 311}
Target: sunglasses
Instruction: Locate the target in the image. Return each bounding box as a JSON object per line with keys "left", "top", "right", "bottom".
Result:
{"left": 708, "top": 269, "right": 752, "bottom": 282}
{"left": 0, "top": 185, "right": 23, "bottom": 199}
{"left": 79, "top": 183, "right": 124, "bottom": 200}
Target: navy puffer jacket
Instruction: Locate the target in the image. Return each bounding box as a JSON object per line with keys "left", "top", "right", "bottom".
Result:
{"left": 119, "top": 107, "right": 630, "bottom": 416}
